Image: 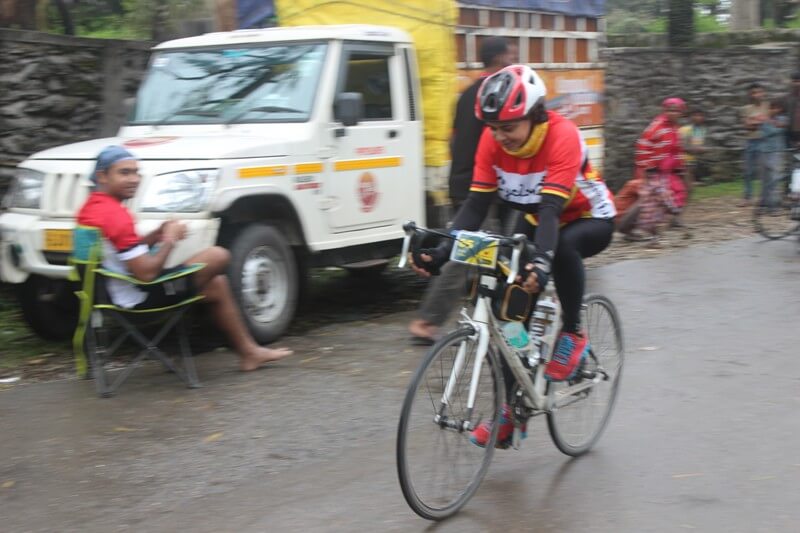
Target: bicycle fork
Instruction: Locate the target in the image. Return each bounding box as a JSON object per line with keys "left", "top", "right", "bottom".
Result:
{"left": 434, "top": 321, "right": 491, "bottom": 433}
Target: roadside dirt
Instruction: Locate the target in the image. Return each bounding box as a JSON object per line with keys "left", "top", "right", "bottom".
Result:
{"left": 586, "top": 196, "right": 754, "bottom": 268}
{"left": 0, "top": 195, "right": 758, "bottom": 385}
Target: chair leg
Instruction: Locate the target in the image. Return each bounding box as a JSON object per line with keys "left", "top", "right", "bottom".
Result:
{"left": 88, "top": 312, "right": 111, "bottom": 398}
{"left": 178, "top": 315, "right": 201, "bottom": 389}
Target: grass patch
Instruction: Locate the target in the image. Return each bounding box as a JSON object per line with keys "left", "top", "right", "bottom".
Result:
{"left": 692, "top": 179, "right": 746, "bottom": 201}
{"left": 0, "top": 287, "right": 70, "bottom": 373}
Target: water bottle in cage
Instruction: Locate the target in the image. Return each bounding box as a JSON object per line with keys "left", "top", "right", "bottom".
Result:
{"left": 501, "top": 321, "right": 531, "bottom": 359}
{"left": 529, "top": 296, "right": 558, "bottom": 367}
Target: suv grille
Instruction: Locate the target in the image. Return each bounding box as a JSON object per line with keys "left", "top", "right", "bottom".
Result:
{"left": 44, "top": 172, "right": 91, "bottom": 216}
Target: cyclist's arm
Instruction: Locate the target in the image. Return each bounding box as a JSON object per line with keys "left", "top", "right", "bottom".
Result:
{"left": 527, "top": 122, "right": 583, "bottom": 283}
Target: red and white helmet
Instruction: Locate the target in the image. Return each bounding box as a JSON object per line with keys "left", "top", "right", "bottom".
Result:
{"left": 475, "top": 64, "right": 547, "bottom": 122}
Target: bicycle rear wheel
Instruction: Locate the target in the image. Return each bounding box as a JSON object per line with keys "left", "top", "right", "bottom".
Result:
{"left": 754, "top": 172, "right": 799, "bottom": 240}
{"left": 397, "top": 328, "right": 504, "bottom": 520}
{"left": 547, "top": 294, "right": 624, "bottom": 456}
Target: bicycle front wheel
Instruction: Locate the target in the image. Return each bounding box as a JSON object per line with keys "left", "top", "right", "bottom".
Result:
{"left": 754, "top": 172, "right": 799, "bottom": 240}
{"left": 547, "top": 294, "right": 624, "bottom": 456}
{"left": 397, "top": 328, "right": 504, "bottom": 521}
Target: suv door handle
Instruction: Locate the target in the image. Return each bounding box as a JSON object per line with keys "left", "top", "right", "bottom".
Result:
{"left": 388, "top": 130, "right": 398, "bottom": 138}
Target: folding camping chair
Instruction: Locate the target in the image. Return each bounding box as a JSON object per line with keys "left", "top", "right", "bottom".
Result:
{"left": 70, "top": 225, "right": 205, "bottom": 397}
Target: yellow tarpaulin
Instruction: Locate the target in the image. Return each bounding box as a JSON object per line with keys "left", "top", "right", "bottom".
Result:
{"left": 274, "top": 0, "right": 457, "bottom": 169}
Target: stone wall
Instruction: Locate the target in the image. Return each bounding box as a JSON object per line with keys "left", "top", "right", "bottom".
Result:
{"left": 0, "top": 29, "right": 151, "bottom": 195}
{"left": 602, "top": 43, "right": 800, "bottom": 190}
{"left": 3, "top": 28, "right": 800, "bottom": 197}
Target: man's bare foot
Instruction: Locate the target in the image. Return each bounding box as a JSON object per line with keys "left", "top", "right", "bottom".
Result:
{"left": 409, "top": 319, "right": 438, "bottom": 342}
{"left": 240, "top": 346, "right": 293, "bottom": 371}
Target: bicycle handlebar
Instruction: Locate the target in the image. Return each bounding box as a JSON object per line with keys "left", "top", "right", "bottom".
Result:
{"left": 398, "top": 220, "right": 531, "bottom": 284}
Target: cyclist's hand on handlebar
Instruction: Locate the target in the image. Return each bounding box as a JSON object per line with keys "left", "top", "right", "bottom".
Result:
{"left": 517, "top": 247, "right": 553, "bottom": 294}
{"left": 410, "top": 242, "right": 450, "bottom": 277}
{"left": 517, "top": 257, "right": 550, "bottom": 294}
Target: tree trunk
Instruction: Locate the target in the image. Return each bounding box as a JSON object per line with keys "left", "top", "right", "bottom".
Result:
{"left": 51, "top": 0, "right": 75, "bottom": 35}
{"left": 151, "top": 1, "right": 170, "bottom": 41}
{"left": 668, "top": 0, "right": 695, "bottom": 47}
{"left": 774, "top": 0, "right": 791, "bottom": 27}
{"left": 730, "top": 0, "right": 760, "bottom": 30}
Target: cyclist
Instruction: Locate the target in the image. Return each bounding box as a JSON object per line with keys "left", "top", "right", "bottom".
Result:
{"left": 411, "top": 64, "right": 616, "bottom": 447}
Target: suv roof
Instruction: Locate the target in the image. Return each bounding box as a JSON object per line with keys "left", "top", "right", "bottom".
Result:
{"left": 154, "top": 24, "right": 412, "bottom": 50}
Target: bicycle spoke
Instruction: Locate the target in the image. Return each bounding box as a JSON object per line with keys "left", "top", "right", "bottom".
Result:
{"left": 398, "top": 329, "right": 500, "bottom": 519}
{"left": 548, "top": 295, "right": 624, "bottom": 456}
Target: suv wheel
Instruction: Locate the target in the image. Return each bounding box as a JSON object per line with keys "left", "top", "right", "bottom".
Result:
{"left": 228, "top": 225, "right": 298, "bottom": 344}
{"left": 16, "top": 275, "right": 78, "bottom": 341}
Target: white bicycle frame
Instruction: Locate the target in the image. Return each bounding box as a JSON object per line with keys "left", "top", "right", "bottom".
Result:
{"left": 398, "top": 222, "right": 605, "bottom": 432}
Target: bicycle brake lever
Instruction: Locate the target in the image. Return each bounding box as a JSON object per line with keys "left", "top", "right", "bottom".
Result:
{"left": 507, "top": 234, "right": 527, "bottom": 284}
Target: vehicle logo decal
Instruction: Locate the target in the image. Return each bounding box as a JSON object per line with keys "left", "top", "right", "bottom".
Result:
{"left": 358, "top": 172, "right": 379, "bottom": 213}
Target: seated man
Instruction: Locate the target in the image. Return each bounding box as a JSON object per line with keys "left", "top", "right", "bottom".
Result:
{"left": 77, "top": 145, "right": 293, "bottom": 371}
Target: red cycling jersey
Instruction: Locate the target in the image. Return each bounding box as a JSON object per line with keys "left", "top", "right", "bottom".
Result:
{"left": 470, "top": 111, "right": 616, "bottom": 224}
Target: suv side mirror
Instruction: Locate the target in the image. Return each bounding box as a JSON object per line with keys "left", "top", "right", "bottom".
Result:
{"left": 334, "top": 92, "right": 364, "bottom": 127}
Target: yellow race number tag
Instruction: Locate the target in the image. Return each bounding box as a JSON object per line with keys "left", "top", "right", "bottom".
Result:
{"left": 450, "top": 231, "right": 499, "bottom": 269}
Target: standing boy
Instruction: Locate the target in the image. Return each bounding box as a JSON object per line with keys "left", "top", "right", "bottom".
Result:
{"left": 758, "top": 99, "right": 788, "bottom": 208}
{"left": 740, "top": 83, "right": 769, "bottom": 207}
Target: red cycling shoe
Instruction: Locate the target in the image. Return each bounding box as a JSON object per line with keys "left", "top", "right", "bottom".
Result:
{"left": 470, "top": 404, "right": 526, "bottom": 448}
{"left": 544, "top": 330, "right": 589, "bottom": 382}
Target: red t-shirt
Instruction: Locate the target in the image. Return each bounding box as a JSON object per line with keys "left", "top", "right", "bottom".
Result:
{"left": 470, "top": 111, "right": 616, "bottom": 224}
{"left": 76, "top": 192, "right": 149, "bottom": 308}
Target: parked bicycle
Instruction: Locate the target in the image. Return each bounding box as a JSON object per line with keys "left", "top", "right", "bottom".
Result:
{"left": 753, "top": 149, "right": 800, "bottom": 244}
{"left": 395, "top": 222, "right": 624, "bottom": 520}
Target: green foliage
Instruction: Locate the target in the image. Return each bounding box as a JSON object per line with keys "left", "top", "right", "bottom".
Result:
{"left": 610, "top": 5, "right": 725, "bottom": 35}
{"left": 645, "top": 17, "right": 667, "bottom": 33}
{"left": 695, "top": 12, "right": 725, "bottom": 32}
{"left": 44, "top": 0, "right": 210, "bottom": 40}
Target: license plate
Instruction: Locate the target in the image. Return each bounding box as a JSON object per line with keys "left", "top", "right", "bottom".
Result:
{"left": 44, "top": 229, "right": 73, "bottom": 252}
{"left": 450, "top": 230, "right": 499, "bottom": 269}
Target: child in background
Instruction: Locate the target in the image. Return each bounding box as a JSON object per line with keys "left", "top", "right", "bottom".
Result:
{"left": 758, "top": 99, "right": 788, "bottom": 209}
{"left": 680, "top": 109, "right": 709, "bottom": 185}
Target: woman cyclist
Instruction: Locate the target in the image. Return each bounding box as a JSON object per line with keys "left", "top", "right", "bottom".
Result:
{"left": 411, "top": 64, "right": 616, "bottom": 447}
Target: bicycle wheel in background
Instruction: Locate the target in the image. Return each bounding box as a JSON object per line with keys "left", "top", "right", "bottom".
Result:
{"left": 547, "top": 294, "right": 624, "bottom": 456}
{"left": 397, "top": 328, "right": 504, "bottom": 520}
{"left": 754, "top": 173, "right": 798, "bottom": 240}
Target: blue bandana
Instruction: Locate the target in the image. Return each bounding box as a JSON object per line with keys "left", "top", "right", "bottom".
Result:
{"left": 92, "top": 145, "right": 136, "bottom": 183}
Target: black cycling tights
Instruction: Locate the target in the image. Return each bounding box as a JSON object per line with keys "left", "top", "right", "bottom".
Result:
{"left": 499, "top": 217, "right": 614, "bottom": 402}
{"left": 517, "top": 216, "right": 614, "bottom": 332}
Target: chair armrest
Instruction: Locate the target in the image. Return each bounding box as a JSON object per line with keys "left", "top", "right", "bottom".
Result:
{"left": 94, "top": 263, "right": 206, "bottom": 286}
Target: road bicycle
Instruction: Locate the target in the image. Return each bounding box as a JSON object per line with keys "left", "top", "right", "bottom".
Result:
{"left": 753, "top": 149, "right": 800, "bottom": 244}
{"left": 395, "top": 222, "right": 625, "bottom": 520}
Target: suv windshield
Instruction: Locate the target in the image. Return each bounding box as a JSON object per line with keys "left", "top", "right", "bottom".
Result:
{"left": 130, "top": 42, "right": 328, "bottom": 125}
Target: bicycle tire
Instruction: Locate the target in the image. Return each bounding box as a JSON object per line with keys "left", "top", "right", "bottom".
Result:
{"left": 547, "top": 294, "right": 624, "bottom": 456}
{"left": 753, "top": 172, "right": 799, "bottom": 240}
{"left": 396, "top": 327, "right": 504, "bottom": 520}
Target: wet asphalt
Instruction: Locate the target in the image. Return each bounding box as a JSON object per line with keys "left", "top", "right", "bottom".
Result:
{"left": 1, "top": 236, "right": 799, "bottom": 532}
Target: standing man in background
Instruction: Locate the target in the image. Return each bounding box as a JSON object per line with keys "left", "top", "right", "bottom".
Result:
{"left": 785, "top": 71, "right": 800, "bottom": 147}
{"left": 739, "top": 83, "right": 769, "bottom": 207}
{"left": 408, "top": 36, "right": 516, "bottom": 344}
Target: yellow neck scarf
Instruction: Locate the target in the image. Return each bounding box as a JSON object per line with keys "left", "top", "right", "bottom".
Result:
{"left": 501, "top": 121, "right": 550, "bottom": 158}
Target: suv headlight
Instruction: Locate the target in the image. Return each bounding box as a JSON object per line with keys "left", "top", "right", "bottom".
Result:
{"left": 140, "top": 170, "right": 218, "bottom": 213}
{"left": 5, "top": 168, "right": 45, "bottom": 209}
